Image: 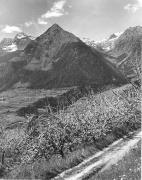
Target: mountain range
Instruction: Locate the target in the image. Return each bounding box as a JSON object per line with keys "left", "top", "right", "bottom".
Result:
{"left": 0, "top": 33, "right": 33, "bottom": 56}
{"left": 0, "top": 24, "right": 141, "bottom": 91}
{"left": 82, "top": 32, "right": 122, "bottom": 51}
{"left": 83, "top": 26, "right": 142, "bottom": 80}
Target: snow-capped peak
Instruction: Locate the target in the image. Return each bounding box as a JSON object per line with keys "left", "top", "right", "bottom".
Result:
{"left": 114, "top": 32, "right": 123, "bottom": 37}
{"left": 15, "top": 32, "right": 27, "bottom": 39}
{"left": 81, "top": 37, "right": 97, "bottom": 47}
{"left": 82, "top": 31, "right": 123, "bottom": 51}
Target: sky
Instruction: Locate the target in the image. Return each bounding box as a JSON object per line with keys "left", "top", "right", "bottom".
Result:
{"left": 0, "top": 0, "right": 142, "bottom": 41}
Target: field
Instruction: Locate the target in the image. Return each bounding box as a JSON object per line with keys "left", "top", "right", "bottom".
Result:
{"left": 0, "top": 87, "right": 69, "bottom": 129}
{"left": 0, "top": 83, "right": 141, "bottom": 179}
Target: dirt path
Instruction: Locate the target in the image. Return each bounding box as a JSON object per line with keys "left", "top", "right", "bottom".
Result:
{"left": 53, "top": 131, "right": 141, "bottom": 180}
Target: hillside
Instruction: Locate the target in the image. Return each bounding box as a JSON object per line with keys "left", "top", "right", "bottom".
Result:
{"left": 112, "top": 26, "right": 142, "bottom": 55}
{"left": 110, "top": 26, "right": 142, "bottom": 80}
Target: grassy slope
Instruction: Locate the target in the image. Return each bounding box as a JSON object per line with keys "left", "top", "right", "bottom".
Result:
{"left": 1, "top": 84, "right": 141, "bottom": 179}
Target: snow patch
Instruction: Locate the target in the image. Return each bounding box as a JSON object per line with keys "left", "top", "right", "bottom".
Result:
{"left": 2, "top": 43, "right": 17, "bottom": 52}
{"left": 16, "top": 33, "right": 27, "bottom": 39}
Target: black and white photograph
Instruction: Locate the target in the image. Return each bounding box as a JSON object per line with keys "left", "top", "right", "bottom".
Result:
{"left": 0, "top": 0, "right": 141, "bottom": 179}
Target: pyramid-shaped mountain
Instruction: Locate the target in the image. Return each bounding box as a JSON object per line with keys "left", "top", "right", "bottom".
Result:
{"left": 0, "top": 24, "right": 125, "bottom": 91}
{"left": 24, "top": 24, "right": 81, "bottom": 71}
